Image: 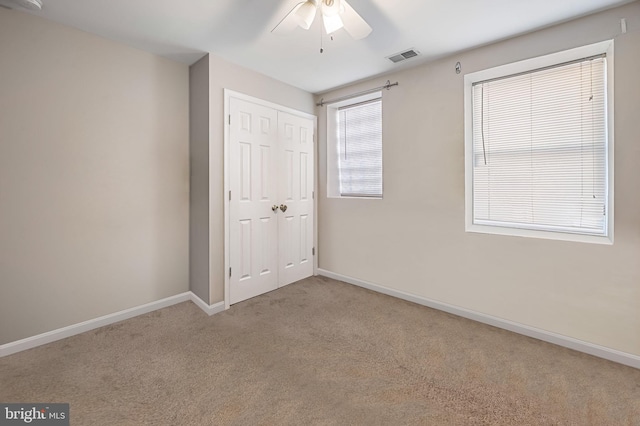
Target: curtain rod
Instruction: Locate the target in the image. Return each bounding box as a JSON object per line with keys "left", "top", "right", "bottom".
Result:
{"left": 316, "top": 80, "right": 399, "bottom": 107}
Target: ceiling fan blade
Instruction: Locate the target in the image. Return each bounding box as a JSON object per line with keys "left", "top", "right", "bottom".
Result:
{"left": 271, "top": 2, "right": 305, "bottom": 35}
{"left": 341, "top": 0, "right": 372, "bottom": 40}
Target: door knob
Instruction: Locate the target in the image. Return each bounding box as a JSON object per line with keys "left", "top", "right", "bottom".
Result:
{"left": 279, "top": 204, "right": 287, "bottom": 213}
{"left": 272, "top": 205, "right": 279, "bottom": 213}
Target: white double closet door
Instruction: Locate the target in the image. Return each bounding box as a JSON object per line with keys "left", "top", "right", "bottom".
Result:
{"left": 229, "top": 96, "right": 314, "bottom": 304}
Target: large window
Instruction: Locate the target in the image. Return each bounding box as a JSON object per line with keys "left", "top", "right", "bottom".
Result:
{"left": 326, "top": 92, "right": 382, "bottom": 198}
{"left": 464, "top": 41, "right": 614, "bottom": 244}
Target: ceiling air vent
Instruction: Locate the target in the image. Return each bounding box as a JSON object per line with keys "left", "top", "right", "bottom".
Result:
{"left": 387, "top": 49, "right": 420, "bottom": 64}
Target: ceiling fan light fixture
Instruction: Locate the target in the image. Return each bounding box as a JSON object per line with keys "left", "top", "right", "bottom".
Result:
{"left": 294, "top": 0, "right": 318, "bottom": 30}
{"left": 322, "top": 13, "right": 344, "bottom": 34}
{"left": 272, "top": 0, "right": 371, "bottom": 40}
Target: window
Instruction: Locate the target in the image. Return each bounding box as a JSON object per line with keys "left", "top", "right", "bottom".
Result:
{"left": 326, "top": 92, "right": 382, "bottom": 198}
{"left": 464, "top": 41, "right": 613, "bottom": 244}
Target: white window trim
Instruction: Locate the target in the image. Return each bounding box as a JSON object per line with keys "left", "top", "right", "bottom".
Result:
{"left": 464, "top": 40, "right": 614, "bottom": 245}
{"left": 326, "top": 91, "right": 383, "bottom": 199}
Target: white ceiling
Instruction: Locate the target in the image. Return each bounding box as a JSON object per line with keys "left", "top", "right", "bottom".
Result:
{"left": 1, "top": 0, "right": 633, "bottom": 93}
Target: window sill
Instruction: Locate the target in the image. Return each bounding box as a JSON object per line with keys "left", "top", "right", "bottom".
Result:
{"left": 465, "top": 223, "right": 613, "bottom": 245}
{"left": 327, "top": 195, "right": 383, "bottom": 200}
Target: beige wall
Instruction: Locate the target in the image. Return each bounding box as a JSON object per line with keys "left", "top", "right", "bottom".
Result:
{"left": 206, "top": 55, "right": 315, "bottom": 303}
{"left": 189, "top": 55, "right": 210, "bottom": 303}
{"left": 0, "top": 9, "right": 190, "bottom": 344}
{"left": 317, "top": 2, "right": 640, "bottom": 356}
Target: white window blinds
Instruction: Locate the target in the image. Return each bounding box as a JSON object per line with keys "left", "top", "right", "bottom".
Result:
{"left": 471, "top": 56, "right": 608, "bottom": 235}
{"left": 337, "top": 98, "right": 382, "bottom": 197}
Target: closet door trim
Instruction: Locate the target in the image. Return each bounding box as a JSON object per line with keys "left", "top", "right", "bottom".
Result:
{"left": 223, "top": 89, "right": 318, "bottom": 309}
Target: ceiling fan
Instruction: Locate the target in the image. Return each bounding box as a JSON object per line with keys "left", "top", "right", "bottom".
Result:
{"left": 272, "top": 0, "right": 372, "bottom": 40}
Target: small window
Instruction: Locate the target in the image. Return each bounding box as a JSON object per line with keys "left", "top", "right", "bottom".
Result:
{"left": 464, "top": 41, "right": 614, "bottom": 244}
{"left": 326, "top": 92, "right": 382, "bottom": 198}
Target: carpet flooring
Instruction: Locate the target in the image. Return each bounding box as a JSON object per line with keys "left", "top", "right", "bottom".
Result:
{"left": 1, "top": 275, "right": 640, "bottom": 425}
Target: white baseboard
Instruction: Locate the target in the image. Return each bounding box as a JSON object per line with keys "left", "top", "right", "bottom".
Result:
{"left": 190, "top": 293, "right": 226, "bottom": 316}
{"left": 0, "top": 292, "right": 227, "bottom": 358}
{"left": 317, "top": 269, "right": 640, "bottom": 370}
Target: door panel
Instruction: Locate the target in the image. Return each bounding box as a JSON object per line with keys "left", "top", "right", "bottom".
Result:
{"left": 278, "top": 112, "right": 314, "bottom": 286}
{"left": 229, "top": 98, "right": 279, "bottom": 304}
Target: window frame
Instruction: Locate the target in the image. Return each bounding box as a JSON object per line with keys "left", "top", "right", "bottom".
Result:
{"left": 464, "top": 40, "right": 614, "bottom": 244}
{"left": 326, "top": 91, "right": 383, "bottom": 199}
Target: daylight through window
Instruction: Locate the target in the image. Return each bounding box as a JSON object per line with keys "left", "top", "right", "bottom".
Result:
{"left": 327, "top": 92, "right": 383, "bottom": 198}
{"left": 465, "top": 41, "right": 613, "bottom": 243}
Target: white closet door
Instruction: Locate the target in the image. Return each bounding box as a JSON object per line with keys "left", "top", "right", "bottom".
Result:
{"left": 277, "top": 112, "right": 315, "bottom": 286}
{"left": 229, "top": 98, "right": 279, "bottom": 304}
{"left": 228, "top": 97, "right": 315, "bottom": 304}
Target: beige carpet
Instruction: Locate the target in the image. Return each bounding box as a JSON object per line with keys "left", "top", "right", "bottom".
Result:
{"left": 1, "top": 275, "right": 639, "bottom": 425}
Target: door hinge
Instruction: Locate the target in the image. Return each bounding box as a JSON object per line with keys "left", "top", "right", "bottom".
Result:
{"left": 312, "top": 191, "right": 315, "bottom": 200}
{"left": 312, "top": 247, "right": 315, "bottom": 256}
{"left": 228, "top": 115, "right": 231, "bottom": 125}
{"left": 229, "top": 191, "right": 231, "bottom": 201}
{"left": 229, "top": 267, "right": 232, "bottom": 278}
